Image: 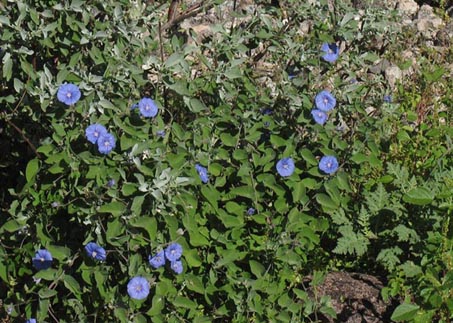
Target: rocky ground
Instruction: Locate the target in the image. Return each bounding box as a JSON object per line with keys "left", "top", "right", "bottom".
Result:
{"left": 155, "top": 0, "right": 452, "bottom": 113}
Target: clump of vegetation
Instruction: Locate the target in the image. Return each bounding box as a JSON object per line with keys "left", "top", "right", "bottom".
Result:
{"left": 0, "top": 1, "right": 451, "bottom": 322}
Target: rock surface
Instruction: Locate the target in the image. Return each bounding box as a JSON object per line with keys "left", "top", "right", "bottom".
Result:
{"left": 397, "top": 0, "right": 419, "bottom": 15}
{"left": 306, "top": 272, "right": 398, "bottom": 323}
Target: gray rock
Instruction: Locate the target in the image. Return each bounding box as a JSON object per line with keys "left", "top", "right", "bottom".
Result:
{"left": 369, "top": 59, "right": 391, "bottom": 74}
{"left": 435, "top": 21, "right": 453, "bottom": 46}
{"left": 416, "top": 5, "right": 445, "bottom": 38}
{"left": 385, "top": 65, "right": 402, "bottom": 89}
{"left": 306, "top": 272, "right": 398, "bottom": 323}
{"left": 397, "top": 0, "right": 419, "bottom": 16}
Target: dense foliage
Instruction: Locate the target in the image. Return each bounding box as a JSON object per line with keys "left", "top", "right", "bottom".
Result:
{"left": 0, "top": 0, "right": 452, "bottom": 322}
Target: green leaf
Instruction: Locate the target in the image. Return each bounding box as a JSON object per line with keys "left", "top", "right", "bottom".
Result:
{"left": 147, "top": 295, "right": 165, "bottom": 316}
{"left": 220, "top": 133, "right": 237, "bottom": 147}
{"left": 185, "top": 274, "right": 205, "bottom": 294}
{"left": 391, "top": 303, "right": 420, "bottom": 321}
{"left": 98, "top": 201, "right": 126, "bottom": 216}
{"left": 130, "top": 217, "right": 157, "bottom": 240}
{"left": 216, "top": 250, "right": 247, "bottom": 267}
{"left": 2, "top": 52, "right": 13, "bottom": 81}
{"left": 230, "top": 186, "right": 255, "bottom": 199}
{"left": 270, "top": 135, "right": 287, "bottom": 147}
{"left": 114, "top": 308, "right": 128, "bottom": 322}
{"left": 98, "top": 99, "right": 116, "bottom": 110}
{"left": 184, "top": 248, "right": 203, "bottom": 267}
{"left": 26, "top": 159, "right": 40, "bottom": 183}
{"left": 137, "top": 314, "right": 155, "bottom": 323}
{"left": 0, "top": 259, "right": 7, "bottom": 283}
{"left": 233, "top": 149, "right": 248, "bottom": 161}
{"left": 201, "top": 186, "right": 219, "bottom": 210}
{"left": 121, "top": 183, "right": 137, "bottom": 196}
{"left": 249, "top": 260, "right": 266, "bottom": 278}
{"left": 218, "top": 209, "right": 244, "bottom": 228}
{"left": 130, "top": 195, "right": 145, "bottom": 215}
{"left": 1, "top": 220, "right": 23, "bottom": 233}
{"left": 34, "top": 269, "right": 59, "bottom": 281}
{"left": 291, "top": 181, "right": 306, "bottom": 203}
{"left": 350, "top": 152, "right": 368, "bottom": 164}
{"left": 173, "top": 296, "right": 197, "bottom": 309}
{"left": 39, "top": 288, "right": 57, "bottom": 299}
{"left": 106, "top": 218, "right": 125, "bottom": 245}
{"left": 224, "top": 66, "right": 242, "bottom": 79}
{"left": 423, "top": 66, "right": 444, "bottom": 82}
{"left": 167, "top": 80, "right": 190, "bottom": 96}
{"left": 333, "top": 225, "right": 369, "bottom": 256}
{"left": 188, "top": 230, "right": 210, "bottom": 247}
{"left": 399, "top": 261, "right": 422, "bottom": 278}
{"left": 186, "top": 97, "right": 207, "bottom": 113}
{"left": 403, "top": 188, "right": 434, "bottom": 205}
{"left": 316, "top": 193, "right": 338, "bottom": 211}
{"left": 300, "top": 148, "right": 317, "bottom": 165}
{"left": 225, "top": 201, "right": 242, "bottom": 215}
{"left": 63, "top": 274, "right": 81, "bottom": 297}
{"left": 165, "top": 52, "right": 184, "bottom": 68}
{"left": 47, "top": 245, "right": 71, "bottom": 261}
{"left": 38, "top": 299, "right": 50, "bottom": 321}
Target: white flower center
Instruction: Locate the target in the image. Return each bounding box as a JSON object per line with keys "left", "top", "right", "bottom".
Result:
{"left": 66, "top": 92, "right": 72, "bottom": 98}
{"left": 94, "top": 131, "right": 99, "bottom": 137}
{"left": 327, "top": 162, "right": 332, "bottom": 168}
{"left": 40, "top": 257, "right": 45, "bottom": 262}
{"left": 145, "top": 105, "right": 150, "bottom": 111}
{"left": 92, "top": 251, "right": 97, "bottom": 258}
{"left": 323, "top": 98, "right": 329, "bottom": 104}
{"left": 104, "top": 141, "right": 110, "bottom": 147}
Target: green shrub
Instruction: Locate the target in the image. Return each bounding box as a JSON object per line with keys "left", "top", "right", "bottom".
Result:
{"left": 0, "top": 1, "right": 451, "bottom": 322}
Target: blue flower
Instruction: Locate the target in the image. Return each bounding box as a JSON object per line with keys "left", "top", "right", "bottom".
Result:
{"left": 276, "top": 157, "right": 295, "bottom": 177}
{"left": 127, "top": 276, "right": 150, "bottom": 300}
{"left": 97, "top": 133, "right": 116, "bottom": 154}
{"left": 138, "top": 97, "right": 158, "bottom": 118}
{"left": 25, "top": 319, "right": 37, "bottom": 323}
{"left": 85, "top": 124, "right": 107, "bottom": 144}
{"left": 383, "top": 95, "right": 392, "bottom": 103}
{"left": 170, "top": 260, "right": 183, "bottom": 274}
{"left": 165, "top": 243, "right": 183, "bottom": 262}
{"left": 315, "top": 90, "right": 336, "bottom": 112}
{"left": 311, "top": 109, "right": 328, "bottom": 125}
{"left": 130, "top": 103, "right": 139, "bottom": 110}
{"left": 195, "top": 164, "right": 209, "bottom": 184}
{"left": 321, "top": 43, "right": 339, "bottom": 63}
{"left": 260, "top": 108, "right": 273, "bottom": 115}
{"left": 156, "top": 130, "right": 165, "bottom": 138}
{"left": 247, "top": 207, "right": 256, "bottom": 215}
{"left": 107, "top": 179, "right": 116, "bottom": 188}
{"left": 32, "top": 249, "right": 53, "bottom": 270}
{"left": 57, "top": 83, "right": 81, "bottom": 105}
{"left": 85, "top": 242, "right": 106, "bottom": 261}
{"left": 149, "top": 250, "right": 166, "bottom": 269}
{"left": 319, "top": 156, "right": 339, "bottom": 174}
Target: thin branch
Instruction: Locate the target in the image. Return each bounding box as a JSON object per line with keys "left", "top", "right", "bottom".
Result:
{"left": 162, "top": 1, "right": 216, "bottom": 31}
{"left": 5, "top": 118, "right": 41, "bottom": 158}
